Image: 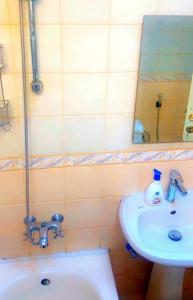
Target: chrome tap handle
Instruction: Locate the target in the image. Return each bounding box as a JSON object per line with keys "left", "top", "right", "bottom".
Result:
{"left": 170, "top": 169, "right": 184, "bottom": 182}
{"left": 168, "top": 169, "right": 188, "bottom": 196}
{"left": 51, "top": 214, "right": 64, "bottom": 238}
{"left": 51, "top": 214, "right": 64, "bottom": 223}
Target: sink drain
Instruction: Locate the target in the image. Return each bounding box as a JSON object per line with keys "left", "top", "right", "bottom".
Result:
{"left": 168, "top": 230, "right": 182, "bottom": 241}
{"left": 41, "top": 278, "right": 51, "bottom": 286}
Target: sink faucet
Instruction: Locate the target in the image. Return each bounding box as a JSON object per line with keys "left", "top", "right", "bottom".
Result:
{"left": 24, "top": 214, "right": 64, "bottom": 248}
{"left": 166, "top": 169, "right": 188, "bottom": 203}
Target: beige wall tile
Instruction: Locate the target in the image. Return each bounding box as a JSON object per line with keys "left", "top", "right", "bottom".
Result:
{"left": 107, "top": 73, "right": 137, "bottom": 114}
{"left": 31, "top": 201, "right": 65, "bottom": 221}
{"left": 8, "top": 0, "right": 24, "bottom": 25}
{"left": 0, "top": 1, "right": 9, "bottom": 24}
{"left": 104, "top": 114, "right": 133, "bottom": 151}
{"left": 65, "top": 228, "right": 100, "bottom": 252}
{"left": 62, "top": 25, "right": 108, "bottom": 72}
{"left": 63, "top": 74, "right": 106, "bottom": 115}
{"left": 28, "top": 74, "right": 63, "bottom": 117}
{"left": 0, "top": 204, "right": 26, "bottom": 235}
{"left": 156, "top": 0, "right": 193, "bottom": 15}
{"left": 29, "top": 117, "right": 65, "bottom": 155}
{"left": 110, "top": 250, "right": 133, "bottom": 275}
{"left": 30, "top": 168, "right": 65, "bottom": 203}
{"left": 109, "top": 25, "right": 141, "bottom": 72}
{"left": 115, "top": 273, "right": 149, "bottom": 298}
{"left": 0, "top": 234, "right": 29, "bottom": 258}
{"left": 100, "top": 226, "right": 126, "bottom": 251}
{"left": 63, "top": 116, "right": 105, "bottom": 152}
{"left": 0, "top": 118, "right": 24, "bottom": 158}
{"left": 0, "top": 170, "right": 25, "bottom": 205}
{"left": 111, "top": 0, "right": 158, "bottom": 24}
{"left": 10, "top": 25, "right": 22, "bottom": 73}
{"left": 65, "top": 166, "right": 102, "bottom": 200}
{"left": 37, "top": 25, "right": 62, "bottom": 73}
{"left": 61, "top": 0, "right": 110, "bottom": 24}
{"left": 100, "top": 197, "right": 120, "bottom": 227}
{"left": 36, "top": 0, "right": 61, "bottom": 24}
{"left": 100, "top": 164, "right": 140, "bottom": 197}
{"left": 64, "top": 198, "right": 104, "bottom": 229}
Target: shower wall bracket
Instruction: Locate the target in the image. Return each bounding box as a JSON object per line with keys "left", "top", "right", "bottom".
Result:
{"left": 28, "top": 0, "right": 43, "bottom": 94}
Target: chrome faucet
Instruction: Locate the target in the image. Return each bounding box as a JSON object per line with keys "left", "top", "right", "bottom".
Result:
{"left": 166, "top": 169, "right": 188, "bottom": 203}
{"left": 24, "top": 214, "right": 64, "bottom": 248}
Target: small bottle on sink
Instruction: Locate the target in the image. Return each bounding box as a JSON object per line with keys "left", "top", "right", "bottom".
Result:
{"left": 145, "top": 169, "right": 163, "bottom": 205}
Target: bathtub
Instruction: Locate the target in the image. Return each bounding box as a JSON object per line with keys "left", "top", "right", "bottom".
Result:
{"left": 0, "top": 249, "right": 119, "bottom": 300}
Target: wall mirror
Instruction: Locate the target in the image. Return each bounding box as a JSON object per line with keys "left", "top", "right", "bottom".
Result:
{"left": 133, "top": 15, "right": 193, "bottom": 144}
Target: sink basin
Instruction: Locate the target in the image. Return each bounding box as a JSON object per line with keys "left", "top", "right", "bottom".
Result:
{"left": 119, "top": 190, "right": 193, "bottom": 267}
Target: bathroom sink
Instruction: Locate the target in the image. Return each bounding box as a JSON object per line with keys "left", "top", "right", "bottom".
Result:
{"left": 119, "top": 190, "right": 193, "bottom": 267}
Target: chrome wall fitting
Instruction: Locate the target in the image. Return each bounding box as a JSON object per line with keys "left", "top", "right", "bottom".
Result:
{"left": 24, "top": 214, "right": 64, "bottom": 248}
{"left": 28, "top": 0, "right": 43, "bottom": 94}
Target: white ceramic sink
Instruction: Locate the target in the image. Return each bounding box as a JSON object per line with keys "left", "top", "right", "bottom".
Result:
{"left": 119, "top": 190, "right": 193, "bottom": 267}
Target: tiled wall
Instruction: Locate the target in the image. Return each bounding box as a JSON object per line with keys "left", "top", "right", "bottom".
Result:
{"left": 1, "top": 0, "right": 193, "bottom": 299}
{"left": 1, "top": 0, "right": 193, "bottom": 156}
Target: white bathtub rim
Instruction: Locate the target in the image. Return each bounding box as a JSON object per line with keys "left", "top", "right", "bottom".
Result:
{"left": 0, "top": 248, "right": 109, "bottom": 265}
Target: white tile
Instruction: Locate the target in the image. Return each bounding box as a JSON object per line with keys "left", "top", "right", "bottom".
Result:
{"left": 0, "top": 118, "right": 24, "bottom": 158}
{"left": 37, "top": 25, "right": 62, "bottom": 73}
{"left": 29, "top": 117, "right": 65, "bottom": 155}
{"left": 157, "top": 0, "right": 193, "bottom": 15}
{"left": 7, "top": 0, "right": 21, "bottom": 24}
{"left": 62, "top": 25, "right": 108, "bottom": 72}
{"left": 28, "top": 74, "right": 63, "bottom": 117}
{"left": 107, "top": 72, "right": 137, "bottom": 114}
{"left": 109, "top": 25, "right": 142, "bottom": 72}
{"left": 64, "top": 116, "right": 105, "bottom": 152}
{"left": 61, "top": 0, "right": 110, "bottom": 24}
{"left": 104, "top": 114, "right": 133, "bottom": 150}
{"left": 10, "top": 25, "right": 23, "bottom": 74}
{"left": 36, "top": 0, "right": 61, "bottom": 24}
{"left": 63, "top": 74, "right": 106, "bottom": 115}
{"left": 9, "top": 0, "right": 61, "bottom": 25}
{"left": 0, "top": 26, "right": 15, "bottom": 74}
{"left": 0, "top": 0, "right": 9, "bottom": 24}
{"left": 111, "top": 0, "right": 158, "bottom": 24}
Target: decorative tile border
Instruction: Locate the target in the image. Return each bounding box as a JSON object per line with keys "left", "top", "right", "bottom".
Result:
{"left": 0, "top": 148, "right": 193, "bottom": 171}
{"left": 141, "top": 73, "right": 192, "bottom": 82}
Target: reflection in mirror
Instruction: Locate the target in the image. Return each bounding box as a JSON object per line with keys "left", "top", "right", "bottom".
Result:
{"left": 133, "top": 16, "right": 193, "bottom": 144}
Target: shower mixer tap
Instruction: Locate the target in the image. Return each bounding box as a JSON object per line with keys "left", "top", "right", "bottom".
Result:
{"left": 24, "top": 214, "right": 64, "bottom": 248}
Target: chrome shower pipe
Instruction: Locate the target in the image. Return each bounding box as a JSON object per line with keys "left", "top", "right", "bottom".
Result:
{"left": 28, "top": 0, "right": 43, "bottom": 94}
{"left": 19, "top": 0, "right": 31, "bottom": 231}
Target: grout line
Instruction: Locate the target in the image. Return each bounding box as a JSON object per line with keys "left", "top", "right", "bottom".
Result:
{"left": 103, "top": 0, "right": 112, "bottom": 151}
{"left": 4, "top": 71, "right": 139, "bottom": 76}
{"left": 9, "top": 113, "right": 132, "bottom": 120}
{"left": 4, "top": 23, "right": 144, "bottom": 26}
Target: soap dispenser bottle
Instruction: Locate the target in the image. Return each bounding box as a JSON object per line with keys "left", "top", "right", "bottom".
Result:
{"left": 145, "top": 169, "right": 163, "bottom": 205}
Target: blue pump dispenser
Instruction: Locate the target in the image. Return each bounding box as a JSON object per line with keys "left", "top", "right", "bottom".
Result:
{"left": 154, "top": 169, "right": 162, "bottom": 181}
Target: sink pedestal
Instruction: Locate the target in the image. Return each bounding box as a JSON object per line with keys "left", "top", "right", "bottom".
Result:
{"left": 146, "top": 264, "right": 185, "bottom": 300}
